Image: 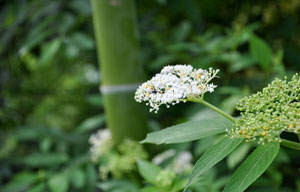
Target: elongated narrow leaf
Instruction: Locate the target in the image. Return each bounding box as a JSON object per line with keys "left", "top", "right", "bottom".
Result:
{"left": 14, "top": 153, "right": 69, "bottom": 167}
{"left": 223, "top": 143, "right": 280, "bottom": 192}
{"left": 141, "top": 118, "right": 233, "bottom": 144}
{"left": 184, "top": 137, "right": 243, "bottom": 192}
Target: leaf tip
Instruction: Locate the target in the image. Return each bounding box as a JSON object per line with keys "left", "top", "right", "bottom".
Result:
{"left": 139, "top": 136, "right": 148, "bottom": 144}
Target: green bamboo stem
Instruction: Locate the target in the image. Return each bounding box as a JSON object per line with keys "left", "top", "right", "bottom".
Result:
{"left": 90, "top": 0, "right": 148, "bottom": 144}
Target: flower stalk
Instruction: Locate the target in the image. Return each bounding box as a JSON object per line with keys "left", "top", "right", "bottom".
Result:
{"left": 187, "top": 97, "right": 236, "bottom": 122}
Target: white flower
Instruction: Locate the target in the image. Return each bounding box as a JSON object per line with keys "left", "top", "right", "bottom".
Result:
{"left": 173, "top": 151, "right": 193, "bottom": 173}
{"left": 153, "top": 150, "right": 193, "bottom": 174}
{"left": 135, "top": 64, "right": 219, "bottom": 113}
{"left": 89, "top": 128, "right": 113, "bottom": 162}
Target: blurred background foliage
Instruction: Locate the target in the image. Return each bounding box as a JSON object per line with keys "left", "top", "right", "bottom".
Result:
{"left": 0, "top": 0, "right": 300, "bottom": 191}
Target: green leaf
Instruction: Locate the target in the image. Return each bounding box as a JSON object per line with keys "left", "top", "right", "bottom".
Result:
{"left": 40, "top": 138, "right": 52, "bottom": 152}
{"left": 184, "top": 137, "right": 243, "bottom": 192}
{"left": 86, "top": 94, "right": 103, "bottom": 106}
{"left": 137, "top": 160, "right": 162, "bottom": 183}
{"left": 194, "top": 136, "right": 214, "bottom": 157}
{"left": 39, "top": 39, "right": 61, "bottom": 65}
{"left": 16, "top": 153, "right": 69, "bottom": 167}
{"left": 227, "top": 143, "right": 251, "bottom": 169}
{"left": 229, "top": 54, "right": 256, "bottom": 73}
{"left": 142, "top": 118, "right": 233, "bottom": 144}
{"left": 69, "top": 33, "right": 94, "bottom": 50}
{"left": 70, "top": 168, "right": 85, "bottom": 189}
{"left": 19, "top": 17, "right": 55, "bottom": 54}
{"left": 76, "top": 114, "right": 106, "bottom": 133}
{"left": 223, "top": 143, "right": 280, "bottom": 192}
{"left": 86, "top": 164, "right": 98, "bottom": 192}
{"left": 172, "top": 21, "right": 191, "bottom": 42}
{"left": 250, "top": 34, "right": 272, "bottom": 71}
{"left": 170, "top": 178, "right": 188, "bottom": 191}
{"left": 48, "top": 173, "right": 69, "bottom": 192}
{"left": 70, "top": 0, "right": 91, "bottom": 15}
{"left": 1, "top": 172, "right": 39, "bottom": 192}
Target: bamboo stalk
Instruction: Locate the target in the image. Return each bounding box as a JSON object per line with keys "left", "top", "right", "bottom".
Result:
{"left": 90, "top": 0, "right": 148, "bottom": 144}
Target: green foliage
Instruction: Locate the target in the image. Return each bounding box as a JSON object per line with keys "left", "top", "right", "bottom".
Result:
{"left": 0, "top": 1, "right": 100, "bottom": 191}
{"left": 142, "top": 118, "right": 232, "bottom": 144}
{"left": 250, "top": 34, "right": 273, "bottom": 71}
{"left": 17, "top": 153, "right": 69, "bottom": 167}
{"left": 76, "top": 114, "right": 106, "bottom": 133}
{"left": 70, "top": 168, "right": 86, "bottom": 189}
{"left": 141, "top": 72, "right": 299, "bottom": 191}
{"left": 146, "top": 25, "right": 260, "bottom": 73}
{"left": 223, "top": 143, "right": 280, "bottom": 192}
{"left": 184, "top": 138, "right": 243, "bottom": 191}
{"left": 137, "top": 160, "right": 163, "bottom": 184}
{"left": 227, "top": 143, "right": 251, "bottom": 169}
{"left": 98, "top": 180, "right": 140, "bottom": 192}
{"left": 0, "top": 0, "right": 97, "bottom": 132}
{"left": 1, "top": 172, "right": 39, "bottom": 192}
{"left": 136, "top": 156, "right": 231, "bottom": 192}
{"left": 139, "top": 65, "right": 299, "bottom": 192}
{"left": 1, "top": 0, "right": 300, "bottom": 192}
{"left": 48, "top": 173, "right": 69, "bottom": 192}
{"left": 0, "top": 126, "right": 97, "bottom": 192}
{"left": 137, "top": 159, "right": 187, "bottom": 192}
{"left": 94, "top": 138, "right": 148, "bottom": 179}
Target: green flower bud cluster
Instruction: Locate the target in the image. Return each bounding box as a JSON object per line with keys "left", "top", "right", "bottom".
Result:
{"left": 227, "top": 74, "right": 300, "bottom": 144}
{"left": 155, "top": 169, "right": 176, "bottom": 187}
{"left": 99, "top": 139, "right": 148, "bottom": 179}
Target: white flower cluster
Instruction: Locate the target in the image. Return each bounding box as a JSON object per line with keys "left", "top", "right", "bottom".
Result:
{"left": 135, "top": 65, "right": 219, "bottom": 113}
{"left": 152, "top": 149, "right": 193, "bottom": 174}
{"left": 89, "top": 128, "right": 113, "bottom": 162}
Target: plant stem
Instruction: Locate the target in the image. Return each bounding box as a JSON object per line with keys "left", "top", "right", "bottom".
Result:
{"left": 188, "top": 98, "right": 236, "bottom": 122}
{"left": 298, "top": 134, "right": 300, "bottom": 142}
{"left": 280, "top": 139, "right": 300, "bottom": 150}
{"left": 90, "top": 0, "right": 148, "bottom": 144}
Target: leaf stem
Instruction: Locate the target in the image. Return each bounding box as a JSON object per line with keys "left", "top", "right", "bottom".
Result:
{"left": 188, "top": 98, "right": 236, "bottom": 122}
{"left": 280, "top": 139, "right": 300, "bottom": 150}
